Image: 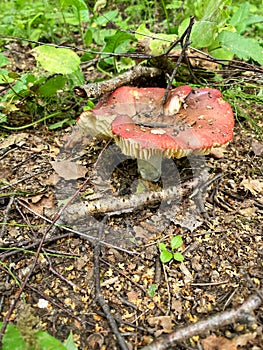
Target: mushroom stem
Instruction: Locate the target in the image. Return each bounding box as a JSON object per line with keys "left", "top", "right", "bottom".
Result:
{"left": 137, "top": 154, "right": 163, "bottom": 182}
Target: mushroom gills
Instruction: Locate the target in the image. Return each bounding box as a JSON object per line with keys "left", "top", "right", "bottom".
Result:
{"left": 137, "top": 154, "right": 163, "bottom": 182}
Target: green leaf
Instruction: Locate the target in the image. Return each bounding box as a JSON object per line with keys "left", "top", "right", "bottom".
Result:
{"left": 179, "top": 18, "right": 216, "bottom": 48}
{"left": 32, "top": 46, "right": 80, "bottom": 74}
{"left": 37, "top": 75, "right": 67, "bottom": 97}
{"left": 0, "top": 323, "right": 26, "bottom": 350}
{"left": 64, "top": 331, "right": 78, "bottom": 350}
{"left": 0, "top": 113, "right": 7, "bottom": 123}
{"left": 160, "top": 250, "right": 173, "bottom": 263}
{"left": 159, "top": 242, "right": 167, "bottom": 251}
{"left": 173, "top": 252, "right": 184, "bottom": 262}
{"left": 230, "top": 2, "right": 250, "bottom": 33}
{"left": 84, "top": 29, "right": 92, "bottom": 46}
{"left": 103, "top": 31, "right": 134, "bottom": 53}
{"left": 0, "top": 69, "right": 14, "bottom": 83}
{"left": 35, "top": 330, "right": 67, "bottom": 349}
{"left": 0, "top": 53, "right": 9, "bottom": 67}
{"left": 147, "top": 284, "right": 158, "bottom": 297}
{"left": 95, "top": 10, "right": 118, "bottom": 25}
{"left": 171, "top": 236, "right": 183, "bottom": 250}
{"left": 60, "top": 0, "right": 88, "bottom": 10}
{"left": 135, "top": 23, "right": 176, "bottom": 54}
{"left": 218, "top": 31, "right": 263, "bottom": 65}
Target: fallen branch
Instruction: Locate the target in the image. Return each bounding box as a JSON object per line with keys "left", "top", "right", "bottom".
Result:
{"left": 74, "top": 66, "right": 163, "bottom": 98}
{"left": 141, "top": 291, "right": 262, "bottom": 350}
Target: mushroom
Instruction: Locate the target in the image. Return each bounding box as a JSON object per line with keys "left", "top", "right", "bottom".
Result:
{"left": 78, "top": 86, "right": 234, "bottom": 181}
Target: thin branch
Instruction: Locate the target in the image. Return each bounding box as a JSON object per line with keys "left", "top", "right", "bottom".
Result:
{"left": 141, "top": 291, "right": 262, "bottom": 350}
{"left": 93, "top": 221, "right": 129, "bottom": 350}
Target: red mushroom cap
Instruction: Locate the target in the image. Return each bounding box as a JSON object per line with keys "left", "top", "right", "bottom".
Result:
{"left": 111, "top": 87, "right": 234, "bottom": 159}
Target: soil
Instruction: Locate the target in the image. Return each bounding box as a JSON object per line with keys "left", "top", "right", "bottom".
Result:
{"left": 0, "top": 43, "right": 262, "bottom": 350}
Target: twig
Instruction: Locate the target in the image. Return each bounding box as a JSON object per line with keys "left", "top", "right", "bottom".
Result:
{"left": 0, "top": 196, "right": 14, "bottom": 237}
{"left": 74, "top": 66, "right": 163, "bottom": 98}
{"left": 17, "top": 200, "right": 138, "bottom": 255}
{"left": 162, "top": 16, "right": 195, "bottom": 105}
{"left": 93, "top": 221, "right": 129, "bottom": 350}
{"left": 141, "top": 290, "right": 262, "bottom": 350}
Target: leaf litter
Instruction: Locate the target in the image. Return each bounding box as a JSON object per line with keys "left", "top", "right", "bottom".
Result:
{"left": 0, "top": 54, "right": 263, "bottom": 350}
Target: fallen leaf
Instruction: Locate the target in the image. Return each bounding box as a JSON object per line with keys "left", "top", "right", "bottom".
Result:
{"left": 147, "top": 315, "right": 174, "bottom": 334}
{"left": 202, "top": 333, "right": 256, "bottom": 350}
{"left": 240, "top": 177, "right": 263, "bottom": 195}
{"left": 127, "top": 290, "right": 140, "bottom": 304}
{"left": 51, "top": 160, "right": 87, "bottom": 180}
{"left": 87, "top": 333, "right": 104, "bottom": 350}
{"left": 251, "top": 140, "right": 263, "bottom": 156}
{"left": 26, "top": 194, "right": 54, "bottom": 215}
{"left": 0, "top": 132, "right": 29, "bottom": 149}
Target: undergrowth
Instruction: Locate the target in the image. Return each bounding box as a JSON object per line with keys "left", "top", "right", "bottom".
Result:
{"left": 0, "top": 0, "right": 262, "bottom": 347}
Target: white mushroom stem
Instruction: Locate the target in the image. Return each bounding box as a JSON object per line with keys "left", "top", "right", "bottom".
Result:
{"left": 137, "top": 154, "right": 163, "bottom": 182}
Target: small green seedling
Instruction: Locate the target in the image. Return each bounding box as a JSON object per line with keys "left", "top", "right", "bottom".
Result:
{"left": 159, "top": 236, "right": 184, "bottom": 263}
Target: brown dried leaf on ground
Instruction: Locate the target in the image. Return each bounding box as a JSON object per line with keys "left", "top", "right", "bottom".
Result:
{"left": 25, "top": 194, "right": 54, "bottom": 215}
{"left": 202, "top": 333, "right": 256, "bottom": 350}
{"left": 148, "top": 315, "right": 174, "bottom": 336}
{"left": 51, "top": 160, "right": 87, "bottom": 180}
{"left": 240, "top": 177, "right": 263, "bottom": 195}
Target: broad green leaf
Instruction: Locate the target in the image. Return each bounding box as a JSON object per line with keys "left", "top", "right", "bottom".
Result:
{"left": 64, "top": 331, "right": 78, "bottom": 350}
{"left": 218, "top": 31, "right": 263, "bottom": 65}
{"left": 32, "top": 46, "right": 80, "bottom": 74}
{"left": 0, "top": 53, "right": 9, "bottom": 67}
{"left": 179, "top": 18, "right": 216, "bottom": 48}
{"left": 230, "top": 2, "right": 250, "bottom": 33}
{"left": 103, "top": 31, "right": 134, "bottom": 53}
{"left": 171, "top": 236, "right": 183, "bottom": 250}
{"left": 210, "top": 47, "right": 233, "bottom": 60}
{"left": 0, "top": 323, "right": 26, "bottom": 350}
{"left": 173, "top": 252, "right": 184, "bottom": 262}
{"left": 35, "top": 330, "right": 67, "bottom": 349}
{"left": 160, "top": 250, "right": 173, "bottom": 263}
{"left": 95, "top": 10, "right": 118, "bottom": 25}
{"left": 37, "top": 75, "right": 67, "bottom": 97}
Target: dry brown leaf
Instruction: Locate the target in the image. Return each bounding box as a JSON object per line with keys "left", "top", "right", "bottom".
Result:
{"left": 51, "top": 160, "right": 87, "bottom": 180}
{"left": 202, "top": 333, "right": 256, "bottom": 350}
{"left": 240, "top": 177, "right": 263, "bottom": 195}
{"left": 251, "top": 140, "right": 263, "bottom": 156}
{"left": 147, "top": 315, "right": 174, "bottom": 334}
{"left": 203, "top": 335, "right": 237, "bottom": 350}
{"left": 0, "top": 132, "right": 29, "bottom": 149}
{"left": 87, "top": 333, "right": 104, "bottom": 350}
{"left": 127, "top": 290, "right": 140, "bottom": 304}
{"left": 26, "top": 194, "right": 54, "bottom": 215}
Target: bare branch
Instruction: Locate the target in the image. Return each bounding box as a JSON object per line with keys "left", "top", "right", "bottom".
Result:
{"left": 141, "top": 291, "right": 262, "bottom": 350}
{"left": 74, "top": 66, "right": 163, "bottom": 98}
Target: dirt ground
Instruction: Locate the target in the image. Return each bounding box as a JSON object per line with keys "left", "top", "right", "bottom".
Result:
{"left": 0, "top": 45, "right": 263, "bottom": 350}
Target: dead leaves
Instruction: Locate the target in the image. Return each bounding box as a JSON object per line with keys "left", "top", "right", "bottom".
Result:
{"left": 202, "top": 333, "right": 256, "bottom": 350}
{"left": 51, "top": 160, "right": 87, "bottom": 180}
{"left": 240, "top": 177, "right": 263, "bottom": 196}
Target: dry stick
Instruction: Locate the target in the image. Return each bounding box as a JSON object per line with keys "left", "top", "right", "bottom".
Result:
{"left": 16, "top": 200, "right": 138, "bottom": 256}
{"left": 0, "top": 195, "right": 14, "bottom": 237}
{"left": 141, "top": 291, "right": 262, "bottom": 350}
{"left": 162, "top": 16, "right": 195, "bottom": 105}
{"left": 74, "top": 66, "right": 163, "bottom": 98}
{"left": 93, "top": 221, "right": 129, "bottom": 350}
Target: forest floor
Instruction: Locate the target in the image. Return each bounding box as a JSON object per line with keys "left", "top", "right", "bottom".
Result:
{"left": 0, "top": 43, "right": 262, "bottom": 350}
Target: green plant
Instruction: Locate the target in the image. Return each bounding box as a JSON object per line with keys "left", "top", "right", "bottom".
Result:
{"left": 159, "top": 236, "right": 184, "bottom": 264}
{"left": 0, "top": 322, "right": 78, "bottom": 350}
